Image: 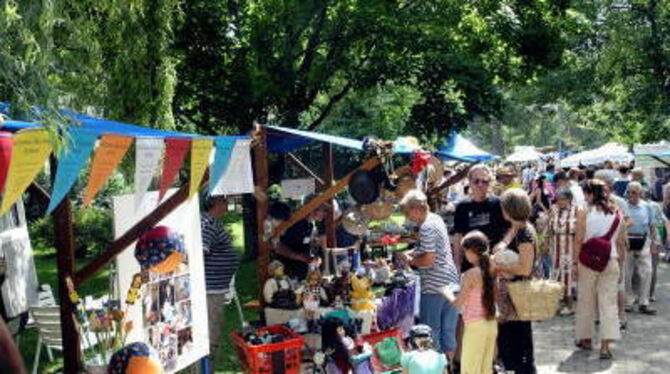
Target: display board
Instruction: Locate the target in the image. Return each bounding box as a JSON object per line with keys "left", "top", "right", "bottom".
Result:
{"left": 281, "top": 178, "right": 315, "bottom": 199}
{"left": 113, "top": 190, "right": 209, "bottom": 373}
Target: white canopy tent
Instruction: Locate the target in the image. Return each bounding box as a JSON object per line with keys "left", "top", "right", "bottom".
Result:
{"left": 561, "top": 142, "right": 633, "bottom": 167}
{"left": 505, "top": 146, "right": 543, "bottom": 163}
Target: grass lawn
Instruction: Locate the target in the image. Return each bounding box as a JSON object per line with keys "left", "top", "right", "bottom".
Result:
{"left": 21, "top": 212, "right": 255, "bottom": 374}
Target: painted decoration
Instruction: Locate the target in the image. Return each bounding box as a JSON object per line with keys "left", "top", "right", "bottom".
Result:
{"left": 0, "top": 129, "right": 52, "bottom": 214}
{"left": 207, "top": 137, "right": 236, "bottom": 197}
{"left": 134, "top": 226, "right": 185, "bottom": 274}
{"left": 47, "top": 128, "right": 99, "bottom": 213}
{"left": 107, "top": 342, "right": 163, "bottom": 374}
{"left": 83, "top": 134, "right": 133, "bottom": 206}
{"left": 134, "top": 138, "right": 165, "bottom": 207}
{"left": 188, "top": 138, "right": 213, "bottom": 199}
{"left": 158, "top": 138, "right": 190, "bottom": 202}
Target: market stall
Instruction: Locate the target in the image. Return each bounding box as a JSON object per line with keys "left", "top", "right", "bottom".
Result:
{"left": 0, "top": 107, "right": 253, "bottom": 374}
{"left": 635, "top": 141, "right": 670, "bottom": 168}
{"left": 436, "top": 132, "right": 498, "bottom": 162}
{"left": 561, "top": 142, "right": 633, "bottom": 167}
{"left": 505, "top": 145, "right": 543, "bottom": 163}
{"left": 244, "top": 125, "right": 449, "bottom": 372}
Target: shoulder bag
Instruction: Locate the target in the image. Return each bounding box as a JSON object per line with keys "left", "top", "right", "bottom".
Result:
{"left": 579, "top": 213, "right": 620, "bottom": 272}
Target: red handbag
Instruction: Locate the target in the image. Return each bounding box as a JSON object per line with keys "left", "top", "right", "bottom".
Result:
{"left": 579, "top": 213, "right": 620, "bottom": 272}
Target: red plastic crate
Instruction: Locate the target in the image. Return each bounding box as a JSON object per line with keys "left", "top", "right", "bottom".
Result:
{"left": 359, "top": 327, "right": 405, "bottom": 373}
{"left": 230, "top": 325, "right": 304, "bottom": 374}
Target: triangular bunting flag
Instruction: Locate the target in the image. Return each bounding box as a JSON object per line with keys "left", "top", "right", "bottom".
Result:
{"left": 83, "top": 134, "right": 133, "bottom": 206}
{"left": 158, "top": 137, "right": 190, "bottom": 202}
{"left": 208, "top": 137, "right": 237, "bottom": 196}
{"left": 211, "top": 139, "right": 254, "bottom": 195}
{"left": 47, "top": 128, "right": 99, "bottom": 213}
{"left": 189, "top": 138, "right": 213, "bottom": 199}
{"left": 0, "top": 129, "right": 53, "bottom": 214}
{"left": 134, "top": 137, "right": 164, "bottom": 208}
{"left": 0, "top": 132, "right": 12, "bottom": 193}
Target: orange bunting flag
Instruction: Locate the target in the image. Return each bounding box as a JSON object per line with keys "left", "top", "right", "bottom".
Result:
{"left": 0, "top": 129, "right": 52, "bottom": 214}
{"left": 83, "top": 134, "right": 133, "bottom": 206}
{"left": 189, "top": 138, "right": 213, "bottom": 199}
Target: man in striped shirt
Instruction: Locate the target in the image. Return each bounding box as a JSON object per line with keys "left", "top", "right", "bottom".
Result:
{"left": 201, "top": 195, "right": 239, "bottom": 371}
{"left": 396, "top": 189, "right": 460, "bottom": 361}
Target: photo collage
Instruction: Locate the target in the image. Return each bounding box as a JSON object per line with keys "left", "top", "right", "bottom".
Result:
{"left": 143, "top": 251, "right": 194, "bottom": 372}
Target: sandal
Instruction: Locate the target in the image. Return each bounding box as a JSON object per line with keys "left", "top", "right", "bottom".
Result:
{"left": 599, "top": 350, "right": 613, "bottom": 360}
{"left": 575, "top": 340, "right": 592, "bottom": 350}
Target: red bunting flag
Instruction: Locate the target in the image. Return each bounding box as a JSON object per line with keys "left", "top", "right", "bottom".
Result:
{"left": 158, "top": 138, "right": 191, "bottom": 202}
{"left": 0, "top": 132, "right": 13, "bottom": 193}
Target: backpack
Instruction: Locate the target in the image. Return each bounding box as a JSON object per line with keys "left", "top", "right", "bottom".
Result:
{"left": 579, "top": 213, "right": 620, "bottom": 272}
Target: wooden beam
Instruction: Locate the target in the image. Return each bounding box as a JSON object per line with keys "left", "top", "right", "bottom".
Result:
{"left": 51, "top": 159, "right": 80, "bottom": 374}
{"left": 75, "top": 174, "right": 208, "bottom": 284}
{"left": 27, "top": 181, "right": 50, "bottom": 206}
{"left": 650, "top": 154, "right": 670, "bottom": 168}
{"left": 253, "top": 125, "right": 270, "bottom": 289}
{"left": 287, "top": 152, "right": 325, "bottom": 185}
{"left": 270, "top": 156, "right": 380, "bottom": 240}
{"left": 322, "top": 143, "right": 336, "bottom": 247}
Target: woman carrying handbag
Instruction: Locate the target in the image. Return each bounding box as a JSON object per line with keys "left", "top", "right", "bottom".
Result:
{"left": 574, "top": 179, "right": 625, "bottom": 360}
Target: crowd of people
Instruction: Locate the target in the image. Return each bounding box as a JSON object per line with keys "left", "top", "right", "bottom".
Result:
{"left": 398, "top": 160, "right": 668, "bottom": 374}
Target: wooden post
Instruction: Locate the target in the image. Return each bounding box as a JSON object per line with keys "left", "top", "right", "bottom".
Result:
{"left": 253, "top": 125, "right": 270, "bottom": 288}
{"left": 51, "top": 160, "right": 81, "bottom": 374}
{"left": 322, "top": 143, "right": 336, "bottom": 247}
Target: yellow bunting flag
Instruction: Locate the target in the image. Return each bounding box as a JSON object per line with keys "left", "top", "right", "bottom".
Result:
{"left": 0, "top": 129, "right": 53, "bottom": 214}
{"left": 189, "top": 137, "right": 213, "bottom": 199}
{"left": 83, "top": 134, "right": 133, "bottom": 206}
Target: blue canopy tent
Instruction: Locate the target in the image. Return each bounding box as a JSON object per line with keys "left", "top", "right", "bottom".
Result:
{"left": 435, "top": 132, "right": 497, "bottom": 162}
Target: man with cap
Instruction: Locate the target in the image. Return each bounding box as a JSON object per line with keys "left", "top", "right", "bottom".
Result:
{"left": 492, "top": 166, "right": 521, "bottom": 196}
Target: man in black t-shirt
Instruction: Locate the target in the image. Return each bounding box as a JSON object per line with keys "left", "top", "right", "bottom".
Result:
{"left": 275, "top": 200, "right": 328, "bottom": 280}
{"left": 453, "top": 165, "right": 508, "bottom": 272}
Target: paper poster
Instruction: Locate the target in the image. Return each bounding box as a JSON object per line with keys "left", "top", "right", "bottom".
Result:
{"left": 113, "top": 190, "right": 208, "bottom": 373}
{"left": 0, "top": 132, "right": 12, "bottom": 193}
{"left": 189, "top": 138, "right": 213, "bottom": 199}
{"left": 211, "top": 139, "right": 254, "bottom": 196}
{"left": 158, "top": 138, "right": 190, "bottom": 202}
{"left": 83, "top": 134, "right": 133, "bottom": 206}
{"left": 134, "top": 138, "right": 165, "bottom": 208}
{"left": 0, "top": 129, "right": 53, "bottom": 214}
{"left": 281, "top": 178, "right": 315, "bottom": 199}
{"left": 47, "top": 128, "right": 99, "bottom": 213}
{"left": 208, "top": 137, "right": 236, "bottom": 197}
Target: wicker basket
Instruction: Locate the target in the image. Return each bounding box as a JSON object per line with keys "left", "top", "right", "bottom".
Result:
{"left": 506, "top": 279, "right": 564, "bottom": 321}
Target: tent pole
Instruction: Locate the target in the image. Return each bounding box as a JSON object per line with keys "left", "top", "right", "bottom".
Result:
{"left": 253, "top": 124, "right": 270, "bottom": 295}
{"left": 51, "top": 158, "right": 81, "bottom": 374}
{"left": 322, "top": 143, "right": 335, "bottom": 247}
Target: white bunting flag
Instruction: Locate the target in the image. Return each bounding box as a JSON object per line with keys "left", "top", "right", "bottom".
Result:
{"left": 211, "top": 139, "right": 254, "bottom": 195}
{"left": 134, "top": 137, "right": 165, "bottom": 208}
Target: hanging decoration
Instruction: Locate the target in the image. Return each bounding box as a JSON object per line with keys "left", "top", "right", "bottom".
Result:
{"left": 134, "top": 137, "right": 165, "bottom": 208}
{"left": 0, "top": 132, "right": 12, "bottom": 193}
{"left": 208, "top": 137, "right": 236, "bottom": 196}
{"left": 158, "top": 138, "right": 190, "bottom": 202}
{"left": 0, "top": 129, "right": 53, "bottom": 214}
{"left": 83, "top": 134, "right": 133, "bottom": 206}
{"left": 107, "top": 342, "right": 163, "bottom": 374}
{"left": 188, "top": 138, "right": 213, "bottom": 199}
{"left": 134, "top": 226, "right": 185, "bottom": 274}
{"left": 47, "top": 128, "right": 99, "bottom": 213}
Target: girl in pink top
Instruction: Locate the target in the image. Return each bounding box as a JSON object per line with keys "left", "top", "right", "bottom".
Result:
{"left": 452, "top": 231, "right": 498, "bottom": 374}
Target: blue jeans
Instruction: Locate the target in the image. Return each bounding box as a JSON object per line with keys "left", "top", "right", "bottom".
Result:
{"left": 420, "top": 292, "right": 459, "bottom": 353}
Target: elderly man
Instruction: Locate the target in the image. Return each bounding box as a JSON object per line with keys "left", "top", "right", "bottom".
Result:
{"left": 396, "top": 190, "right": 460, "bottom": 362}
{"left": 453, "top": 165, "right": 508, "bottom": 272}
{"left": 625, "top": 182, "right": 657, "bottom": 315}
